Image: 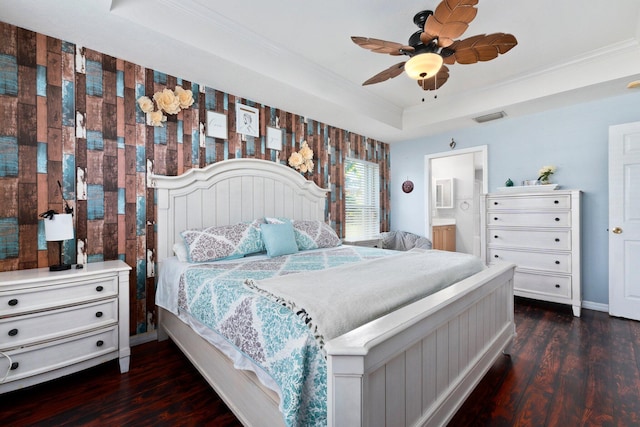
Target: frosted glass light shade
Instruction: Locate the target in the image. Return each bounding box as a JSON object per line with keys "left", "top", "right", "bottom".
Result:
{"left": 404, "top": 53, "right": 443, "bottom": 80}
{"left": 44, "top": 214, "right": 74, "bottom": 241}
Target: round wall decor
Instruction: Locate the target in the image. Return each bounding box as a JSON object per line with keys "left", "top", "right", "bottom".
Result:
{"left": 402, "top": 180, "right": 414, "bottom": 193}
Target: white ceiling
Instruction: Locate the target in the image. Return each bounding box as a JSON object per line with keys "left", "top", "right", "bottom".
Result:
{"left": 2, "top": 0, "right": 640, "bottom": 143}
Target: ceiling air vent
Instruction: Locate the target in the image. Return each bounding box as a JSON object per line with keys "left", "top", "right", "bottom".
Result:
{"left": 473, "top": 111, "right": 506, "bottom": 123}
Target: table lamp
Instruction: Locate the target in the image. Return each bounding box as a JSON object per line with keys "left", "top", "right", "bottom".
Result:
{"left": 44, "top": 213, "right": 74, "bottom": 271}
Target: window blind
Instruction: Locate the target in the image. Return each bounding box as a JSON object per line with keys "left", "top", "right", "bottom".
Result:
{"left": 344, "top": 158, "right": 380, "bottom": 240}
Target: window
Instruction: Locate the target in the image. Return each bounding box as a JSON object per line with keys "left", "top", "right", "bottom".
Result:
{"left": 344, "top": 158, "right": 380, "bottom": 240}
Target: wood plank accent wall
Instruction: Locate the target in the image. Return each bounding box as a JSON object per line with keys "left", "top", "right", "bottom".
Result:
{"left": 0, "top": 22, "right": 391, "bottom": 337}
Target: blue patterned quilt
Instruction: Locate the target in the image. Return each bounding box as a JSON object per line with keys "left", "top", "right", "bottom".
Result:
{"left": 177, "top": 246, "right": 398, "bottom": 427}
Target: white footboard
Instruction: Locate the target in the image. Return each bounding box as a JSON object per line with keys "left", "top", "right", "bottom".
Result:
{"left": 325, "top": 262, "right": 515, "bottom": 427}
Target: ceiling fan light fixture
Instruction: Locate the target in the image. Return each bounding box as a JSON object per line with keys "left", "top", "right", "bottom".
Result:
{"left": 404, "top": 53, "right": 443, "bottom": 80}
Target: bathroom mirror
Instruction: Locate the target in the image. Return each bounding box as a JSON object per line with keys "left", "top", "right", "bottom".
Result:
{"left": 435, "top": 178, "right": 453, "bottom": 209}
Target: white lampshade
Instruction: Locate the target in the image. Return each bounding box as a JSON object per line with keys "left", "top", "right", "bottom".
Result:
{"left": 44, "top": 214, "right": 74, "bottom": 241}
{"left": 404, "top": 53, "right": 443, "bottom": 80}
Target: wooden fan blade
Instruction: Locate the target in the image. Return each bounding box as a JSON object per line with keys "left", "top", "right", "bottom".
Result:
{"left": 417, "top": 65, "right": 450, "bottom": 91}
{"left": 444, "top": 33, "right": 517, "bottom": 65}
{"left": 423, "top": 0, "right": 479, "bottom": 47}
{"left": 351, "top": 36, "right": 415, "bottom": 56}
{"left": 362, "top": 62, "right": 407, "bottom": 85}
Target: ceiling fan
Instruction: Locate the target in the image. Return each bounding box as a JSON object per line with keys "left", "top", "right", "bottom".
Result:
{"left": 352, "top": 0, "right": 517, "bottom": 91}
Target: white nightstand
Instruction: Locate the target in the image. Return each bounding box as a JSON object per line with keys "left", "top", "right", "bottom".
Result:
{"left": 0, "top": 260, "right": 131, "bottom": 393}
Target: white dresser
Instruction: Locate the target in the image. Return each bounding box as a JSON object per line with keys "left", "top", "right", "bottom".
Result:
{"left": 0, "top": 260, "right": 131, "bottom": 393}
{"left": 484, "top": 190, "right": 581, "bottom": 316}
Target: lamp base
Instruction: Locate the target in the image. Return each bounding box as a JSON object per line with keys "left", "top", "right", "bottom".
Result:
{"left": 49, "top": 263, "right": 72, "bottom": 271}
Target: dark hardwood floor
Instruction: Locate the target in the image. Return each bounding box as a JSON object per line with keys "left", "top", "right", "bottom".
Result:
{"left": 1, "top": 298, "right": 639, "bottom": 426}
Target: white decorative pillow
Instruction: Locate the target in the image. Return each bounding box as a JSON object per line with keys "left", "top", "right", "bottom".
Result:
{"left": 172, "top": 242, "right": 189, "bottom": 262}
{"left": 181, "top": 222, "right": 264, "bottom": 263}
{"left": 264, "top": 217, "right": 341, "bottom": 251}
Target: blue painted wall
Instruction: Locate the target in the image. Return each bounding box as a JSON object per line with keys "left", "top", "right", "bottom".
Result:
{"left": 390, "top": 91, "right": 640, "bottom": 306}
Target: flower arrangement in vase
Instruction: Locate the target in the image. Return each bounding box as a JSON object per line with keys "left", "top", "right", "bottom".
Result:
{"left": 538, "top": 165, "right": 556, "bottom": 184}
{"left": 137, "top": 86, "right": 194, "bottom": 127}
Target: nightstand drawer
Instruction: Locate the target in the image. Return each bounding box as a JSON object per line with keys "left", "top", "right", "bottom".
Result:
{"left": 487, "top": 212, "right": 570, "bottom": 227}
{"left": 0, "top": 276, "right": 118, "bottom": 317}
{"left": 488, "top": 229, "right": 571, "bottom": 250}
{"left": 489, "top": 249, "right": 571, "bottom": 273}
{"left": 0, "top": 299, "right": 118, "bottom": 351}
{"left": 487, "top": 195, "right": 570, "bottom": 210}
{"left": 514, "top": 271, "right": 571, "bottom": 298}
{"left": 0, "top": 326, "right": 118, "bottom": 384}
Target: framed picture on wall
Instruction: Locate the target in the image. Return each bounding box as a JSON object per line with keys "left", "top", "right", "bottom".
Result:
{"left": 266, "top": 126, "right": 283, "bottom": 151}
{"left": 235, "top": 103, "right": 259, "bottom": 137}
{"left": 206, "top": 111, "right": 228, "bottom": 140}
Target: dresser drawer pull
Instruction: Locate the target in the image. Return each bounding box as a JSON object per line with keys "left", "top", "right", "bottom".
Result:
{"left": 494, "top": 201, "right": 498, "bottom": 205}
{"left": 95, "top": 311, "right": 103, "bottom": 318}
{"left": 96, "top": 286, "right": 104, "bottom": 292}
{"left": 494, "top": 217, "right": 498, "bottom": 221}
{"left": 555, "top": 261, "right": 560, "bottom": 265}
{"left": 494, "top": 254, "right": 499, "bottom": 258}
{"left": 555, "top": 284, "right": 561, "bottom": 288}
{"left": 10, "top": 362, "right": 19, "bottom": 370}
{"left": 494, "top": 235, "right": 499, "bottom": 239}
{"left": 555, "top": 217, "right": 560, "bottom": 222}
{"left": 96, "top": 340, "right": 104, "bottom": 347}
{"left": 8, "top": 328, "right": 18, "bottom": 337}
{"left": 8, "top": 299, "right": 18, "bottom": 306}
{"left": 554, "top": 200, "right": 559, "bottom": 204}
{"left": 555, "top": 238, "right": 560, "bottom": 242}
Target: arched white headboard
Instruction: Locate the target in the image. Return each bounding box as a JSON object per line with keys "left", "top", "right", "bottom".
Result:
{"left": 151, "top": 158, "right": 330, "bottom": 262}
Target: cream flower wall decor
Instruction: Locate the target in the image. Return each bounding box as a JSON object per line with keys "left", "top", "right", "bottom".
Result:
{"left": 137, "top": 85, "right": 194, "bottom": 127}
{"left": 288, "top": 141, "right": 314, "bottom": 173}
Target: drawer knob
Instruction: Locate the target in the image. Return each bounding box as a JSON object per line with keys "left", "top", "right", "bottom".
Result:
{"left": 494, "top": 235, "right": 499, "bottom": 239}
{"left": 494, "top": 217, "right": 498, "bottom": 221}
{"left": 8, "top": 328, "right": 18, "bottom": 337}
{"left": 10, "top": 362, "right": 19, "bottom": 370}
{"left": 96, "top": 340, "right": 104, "bottom": 347}
{"left": 95, "top": 311, "right": 103, "bottom": 318}
{"left": 555, "top": 284, "right": 561, "bottom": 288}
{"left": 555, "top": 260, "right": 560, "bottom": 265}
{"left": 8, "top": 299, "right": 18, "bottom": 306}
{"left": 96, "top": 285, "right": 104, "bottom": 292}
{"left": 554, "top": 200, "right": 559, "bottom": 204}
{"left": 555, "top": 238, "right": 560, "bottom": 242}
{"left": 494, "top": 254, "right": 499, "bottom": 258}
{"left": 494, "top": 201, "right": 498, "bottom": 205}
{"left": 555, "top": 217, "right": 560, "bottom": 222}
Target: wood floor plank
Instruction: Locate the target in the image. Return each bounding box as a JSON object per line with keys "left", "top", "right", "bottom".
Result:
{"left": 1, "top": 298, "right": 639, "bottom": 427}
{"left": 450, "top": 298, "right": 640, "bottom": 427}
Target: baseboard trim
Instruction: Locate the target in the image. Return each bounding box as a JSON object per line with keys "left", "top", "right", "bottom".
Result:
{"left": 130, "top": 330, "right": 158, "bottom": 347}
{"left": 582, "top": 300, "right": 608, "bottom": 313}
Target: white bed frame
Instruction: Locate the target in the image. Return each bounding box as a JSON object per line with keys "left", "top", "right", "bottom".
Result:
{"left": 151, "top": 158, "right": 516, "bottom": 427}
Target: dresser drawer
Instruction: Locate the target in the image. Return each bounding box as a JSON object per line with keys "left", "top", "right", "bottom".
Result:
{"left": 487, "top": 194, "right": 570, "bottom": 210}
{"left": 489, "top": 249, "right": 572, "bottom": 273}
{"left": 0, "top": 276, "right": 118, "bottom": 318}
{"left": 487, "top": 212, "right": 570, "bottom": 228}
{"left": 1, "top": 326, "right": 118, "bottom": 384}
{"left": 0, "top": 299, "right": 117, "bottom": 351}
{"left": 488, "top": 228, "right": 571, "bottom": 250}
{"left": 514, "top": 271, "right": 571, "bottom": 298}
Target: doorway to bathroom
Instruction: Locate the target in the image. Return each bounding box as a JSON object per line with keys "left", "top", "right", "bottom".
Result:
{"left": 424, "top": 146, "right": 488, "bottom": 256}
